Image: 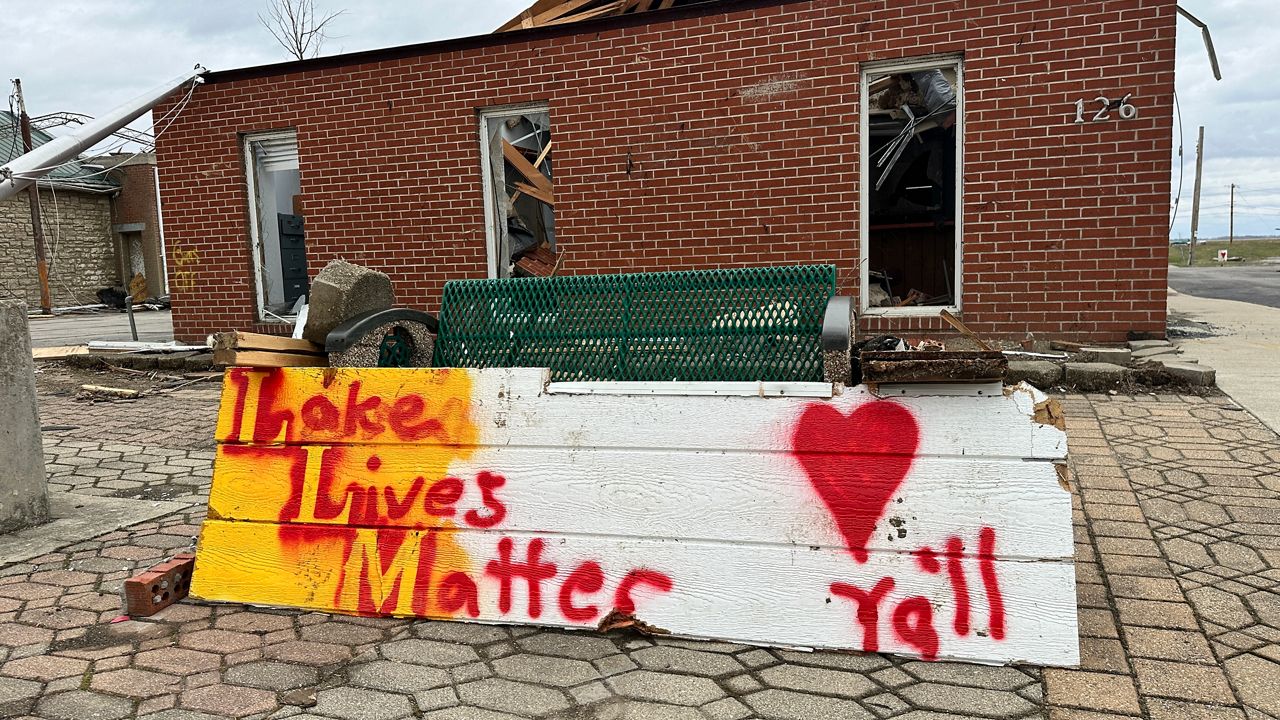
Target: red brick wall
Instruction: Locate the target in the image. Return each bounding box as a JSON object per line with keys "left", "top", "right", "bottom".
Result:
{"left": 155, "top": 0, "right": 1175, "bottom": 343}
{"left": 108, "top": 160, "right": 165, "bottom": 297}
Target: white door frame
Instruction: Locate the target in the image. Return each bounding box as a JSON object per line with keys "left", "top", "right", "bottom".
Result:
{"left": 242, "top": 129, "right": 298, "bottom": 320}
{"left": 477, "top": 103, "right": 550, "bottom": 279}
{"left": 859, "top": 54, "right": 965, "bottom": 317}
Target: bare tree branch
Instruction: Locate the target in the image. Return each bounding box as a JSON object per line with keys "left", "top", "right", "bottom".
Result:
{"left": 258, "top": 0, "right": 345, "bottom": 61}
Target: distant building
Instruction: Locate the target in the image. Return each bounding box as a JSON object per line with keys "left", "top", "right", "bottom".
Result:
{"left": 0, "top": 112, "right": 166, "bottom": 309}
{"left": 155, "top": 0, "right": 1176, "bottom": 342}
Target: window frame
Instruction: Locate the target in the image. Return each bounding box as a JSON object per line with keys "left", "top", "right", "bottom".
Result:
{"left": 858, "top": 54, "right": 965, "bottom": 317}
{"left": 477, "top": 103, "right": 552, "bottom": 280}
{"left": 242, "top": 128, "right": 300, "bottom": 321}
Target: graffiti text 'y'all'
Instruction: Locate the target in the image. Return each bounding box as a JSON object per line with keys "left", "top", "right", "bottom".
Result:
{"left": 793, "top": 400, "right": 1008, "bottom": 661}
{"left": 220, "top": 368, "right": 675, "bottom": 625}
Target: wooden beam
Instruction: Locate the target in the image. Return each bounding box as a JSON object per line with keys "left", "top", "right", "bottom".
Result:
{"left": 939, "top": 310, "right": 996, "bottom": 352}
{"left": 212, "top": 331, "right": 323, "bottom": 355}
{"left": 502, "top": 140, "right": 553, "bottom": 195}
{"left": 213, "top": 349, "right": 329, "bottom": 368}
{"left": 528, "top": 0, "right": 600, "bottom": 27}
{"left": 495, "top": 0, "right": 565, "bottom": 31}
{"left": 514, "top": 182, "right": 554, "bottom": 206}
{"left": 533, "top": 140, "right": 554, "bottom": 170}
{"left": 541, "top": 1, "right": 627, "bottom": 26}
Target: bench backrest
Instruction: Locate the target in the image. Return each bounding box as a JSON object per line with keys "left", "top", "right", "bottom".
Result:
{"left": 432, "top": 265, "right": 838, "bottom": 382}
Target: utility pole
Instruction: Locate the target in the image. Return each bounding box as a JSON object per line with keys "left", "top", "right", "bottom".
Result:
{"left": 12, "top": 80, "right": 52, "bottom": 314}
{"left": 1228, "top": 183, "right": 1235, "bottom": 250}
{"left": 1188, "top": 125, "right": 1205, "bottom": 267}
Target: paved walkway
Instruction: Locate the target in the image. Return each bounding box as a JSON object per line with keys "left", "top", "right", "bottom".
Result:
{"left": 1168, "top": 288, "right": 1280, "bottom": 434}
{"left": 0, "top": 373, "right": 1276, "bottom": 719}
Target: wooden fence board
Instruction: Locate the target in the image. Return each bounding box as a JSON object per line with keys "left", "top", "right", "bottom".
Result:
{"left": 209, "top": 445, "right": 1072, "bottom": 559}
{"left": 193, "top": 521, "right": 1078, "bottom": 666}
{"left": 212, "top": 368, "right": 1067, "bottom": 460}
{"left": 194, "top": 367, "right": 1077, "bottom": 666}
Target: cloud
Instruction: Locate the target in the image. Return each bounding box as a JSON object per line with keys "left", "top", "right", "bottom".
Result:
{"left": 1171, "top": 0, "right": 1280, "bottom": 237}
{"left": 0, "top": 0, "right": 528, "bottom": 141}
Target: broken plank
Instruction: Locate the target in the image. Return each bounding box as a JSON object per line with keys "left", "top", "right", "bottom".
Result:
{"left": 502, "top": 140, "right": 554, "bottom": 195}
{"left": 213, "top": 349, "right": 328, "bottom": 369}
{"left": 80, "top": 385, "right": 140, "bottom": 399}
{"left": 192, "top": 520, "right": 1077, "bottom": 666}
{"left": 861, "top": 351, "right": 1008, "bottom": 384}
{"left": 212, "top": 331, "right": 323, "bottom": 355}
{"left": 32, "top": 345, "right": 89, "bottom": 361}
{"left": 939, "top": 310, "right": 996, "bottom": 352}
{"left": 514, "top": 182, "right": 554, "bottom": 206}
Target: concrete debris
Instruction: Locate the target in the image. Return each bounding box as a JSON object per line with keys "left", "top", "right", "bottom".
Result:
{"left": 1077, "top": 347, "right": 1132, "bottom": 365}
{"left": 1132, "top": 345, "right": 1180, "bottom": 360}
{"left": 1064, "top": 362, "right": 1131, "bottom": 392}
{"left": 1157, "top": 361, "right": 1216, "bottom": 386}
{"left": 1006, "top": 360, "right": 1064, "bottom": 389}
{"left": 302, "top": 261, "right": 396, "bottom": 345}
{"left": 1127, "top": 339, "right": 1172, "bottom": 351}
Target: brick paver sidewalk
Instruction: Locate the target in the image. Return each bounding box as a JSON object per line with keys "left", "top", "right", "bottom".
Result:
{"left": 0, "top": 375, "right": 1275, "bottom": 719}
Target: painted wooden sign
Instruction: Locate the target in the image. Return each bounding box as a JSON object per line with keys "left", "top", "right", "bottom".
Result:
{"left": 193, "top": 367, "right": 1077, "bottom": 666}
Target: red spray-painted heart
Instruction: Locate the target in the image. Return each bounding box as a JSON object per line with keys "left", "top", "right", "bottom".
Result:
{"left": 791, "top": 401, "right": 921, "bottom": 563}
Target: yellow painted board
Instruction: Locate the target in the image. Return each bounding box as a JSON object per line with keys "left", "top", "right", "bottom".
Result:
{"left": 192, "top": 520, "right": 475, "bottom": 618}
{"left": 214, "top": 367, "right": 484, "bottom": 446}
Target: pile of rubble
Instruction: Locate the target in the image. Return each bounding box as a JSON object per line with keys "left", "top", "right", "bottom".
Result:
{"left": 1007, "top": 339, "right": 1215, "bottom": 391}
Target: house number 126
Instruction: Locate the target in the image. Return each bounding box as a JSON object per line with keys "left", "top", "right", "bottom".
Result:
{"left": 1073, "top": 94, "right": 1138, "bottom": 123}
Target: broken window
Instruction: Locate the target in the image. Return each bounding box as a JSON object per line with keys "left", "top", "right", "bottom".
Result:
{"left": 244, "top": 130, "right": 309, "bottom": 319}
{"left": 479, "top": 106, "right": 558, "bottom": 278}
{"left": 862, "top": 59, "right": 962, "bottom": 312}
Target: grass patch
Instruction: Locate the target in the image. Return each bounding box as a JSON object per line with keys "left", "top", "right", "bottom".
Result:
{"left": 1169, "top": 238, "right": 1280, "bottom": 267}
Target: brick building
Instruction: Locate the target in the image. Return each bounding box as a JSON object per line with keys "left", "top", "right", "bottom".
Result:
{"left": 97, "top": 153, "right": 168, "bottom": 299}
{"left": 154, "top": 0, "right": 1175, "bottom": 343}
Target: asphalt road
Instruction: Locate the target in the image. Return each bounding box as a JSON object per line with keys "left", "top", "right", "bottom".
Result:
{"left": 26, "top": 309, "right": 174, "bottom": 348}
{"left": 1167, "top": 265, "right": 1280, "bottom": 309}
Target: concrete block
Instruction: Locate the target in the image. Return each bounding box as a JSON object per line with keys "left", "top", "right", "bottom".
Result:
{"left": 329, "top": 321, "right": 435, "bottom": 369}
{"left": 1159, "top": 361, "right": 1216, "bottom": 386}
{"left": 1132, "top": 346, "right": 1180, "bottom": 361}
{"left": 302, "top": 260, "right": 395, "bottom": 345}
{"left": 1006, "top": 360, "right": 1064, "bottom": 389}
{"left": 1128, "top": 339, "right": 1172, "bottom": 351}
{"left": 0, "top": 300, "right": 49, "bottom": 533}
{"left": 1078, "top": 347, "right": 1133, "bottom": 365}
{"left": 1064, "top": 362, "right": 1131, "bottom": 392}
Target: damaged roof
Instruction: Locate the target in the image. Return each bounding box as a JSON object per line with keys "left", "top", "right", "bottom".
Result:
{"left": 206, "top": 0, "right": 794, "bottom": 83}
{"left": 0, "top": 111, "right": 120, "bottom": 194}
{"left": 496, "top": 0, "right": 729, "bottom": 32}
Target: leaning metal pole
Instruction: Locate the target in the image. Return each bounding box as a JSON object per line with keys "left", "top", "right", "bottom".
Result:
{"left": 0, "top": 66, "right": 206, "bottom": 203}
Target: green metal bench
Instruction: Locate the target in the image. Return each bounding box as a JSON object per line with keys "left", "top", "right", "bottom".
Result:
{"left": 429, "top": 265, "right": 848, "bottom": 383}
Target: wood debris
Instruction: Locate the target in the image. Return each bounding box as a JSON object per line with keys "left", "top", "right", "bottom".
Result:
{"left": 211, "top": 331, "right": 327, "bottom": 368}
{"left": 495, "top": 0, "right": 693, "bottom": 32}
{"left": 80, "top": 385, "right": 141, "bottom": 399}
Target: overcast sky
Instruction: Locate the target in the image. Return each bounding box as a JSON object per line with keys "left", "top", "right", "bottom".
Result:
{"left": 0, "top": 0, "right": 1271, "bottom": 239}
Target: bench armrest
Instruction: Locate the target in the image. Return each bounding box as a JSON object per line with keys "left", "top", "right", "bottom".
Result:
{"left": 821, "top": 295, "right": 854, "bottom": 352}
{"left": 325, "top": 308, "right": 439, "bottom": 353}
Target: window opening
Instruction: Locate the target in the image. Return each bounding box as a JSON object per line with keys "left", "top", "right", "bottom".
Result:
{"left": 480, "top": 107, "right": 558, "bottom": 278}
{"left": 244, "top": 130, "right": 308, "bottom": 319}
{"left": 863, "top": 61, "right": 961, "bottom": 312}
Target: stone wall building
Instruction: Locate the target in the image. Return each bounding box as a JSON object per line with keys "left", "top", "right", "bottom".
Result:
{"left": 0, "top": 188, "right": 117, "bottom": 308}
{"left": 1, "top": 113, "right": 166, "bottom": 309}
